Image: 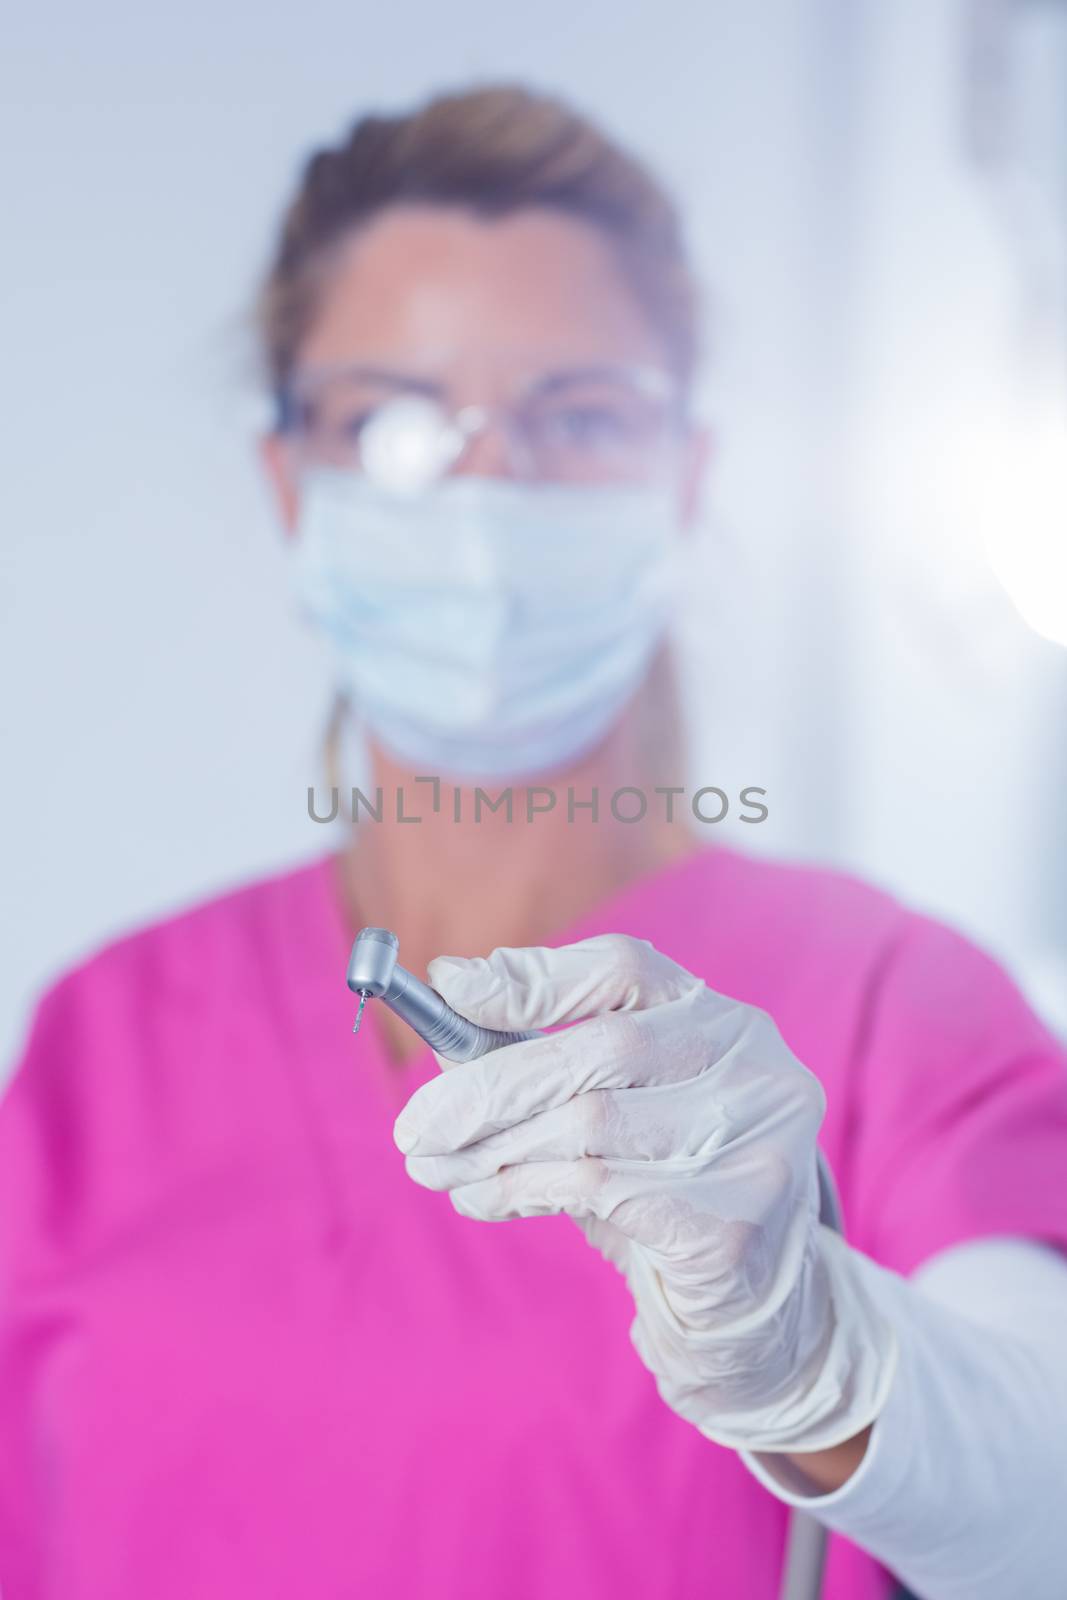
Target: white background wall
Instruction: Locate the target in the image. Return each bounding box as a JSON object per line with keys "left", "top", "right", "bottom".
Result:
{"left": 2, "top": 0, "right": 1065, "bottom": 1072}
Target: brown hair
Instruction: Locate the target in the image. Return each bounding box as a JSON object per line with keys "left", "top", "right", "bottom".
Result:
{"left": 256, "top": 83, "right": 700, "bottom": 403}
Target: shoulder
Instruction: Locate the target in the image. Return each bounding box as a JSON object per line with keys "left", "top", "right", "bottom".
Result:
{"left": 694, "top": 843, "right": 908, "bottom": 939}
{"left": 671, "top": 843, "right": 1064, "bottom": 1082}
{"left": 21, "top": 853, "right": 336, "bottom": 1042}
{"left": 670, "top": 844, "right": 912, "bottom": 1011}
{"left": 0, "top": 854, "right": 340, "bottom": 1272}
{"left": 686, "top": 850, "right": 1067, "bottom": 1269}
{"left": 683, "top": 843, "right": 1043, "bottom": 1010}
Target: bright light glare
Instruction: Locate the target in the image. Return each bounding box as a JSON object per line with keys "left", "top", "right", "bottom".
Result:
{"left": 984, "top": 421, "right": 1067, "bottom": 649}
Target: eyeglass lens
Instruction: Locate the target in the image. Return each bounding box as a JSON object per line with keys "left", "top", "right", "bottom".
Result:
{"left": 281, "top": 366, "right": 680, "bottom": 488}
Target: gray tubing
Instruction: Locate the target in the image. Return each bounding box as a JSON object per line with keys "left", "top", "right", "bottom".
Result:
{"left": 777, "top": 1150, "right": 843, "bottom": 1600}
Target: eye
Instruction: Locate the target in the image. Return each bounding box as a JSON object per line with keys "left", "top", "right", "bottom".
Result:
{"left": 542, "top": 405, "right": 632, "bottom": 451}
{"left": 286, "top": 398, "right": 374, "bottom": 443}
{"left": 338, "top": 409, "right": 376, "bottom": 442}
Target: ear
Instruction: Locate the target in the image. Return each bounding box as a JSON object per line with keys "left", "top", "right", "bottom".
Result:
{"left": 259, "top": 432, "right": 301, "bottom": 536}
{"left": 677, "top": 422, "right": 713, "bottom": 532}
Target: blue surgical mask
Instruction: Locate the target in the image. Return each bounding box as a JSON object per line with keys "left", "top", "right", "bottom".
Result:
{"left": 289, "top": 470, "right": 681, "bottom": 782}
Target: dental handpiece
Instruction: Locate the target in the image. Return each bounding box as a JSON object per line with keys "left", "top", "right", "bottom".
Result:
{"left": 345, "top": 926, "right": 842, "bottom": 1223}
{"left": 347, "top": 923, "right": 839, "bottom": 1600}
{"left": 346, "top": 926, "right": 545, "bottom": 1063}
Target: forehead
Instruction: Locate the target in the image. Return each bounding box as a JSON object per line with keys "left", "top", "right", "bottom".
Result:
{"left": 297, "top": 203, "right": 667, "bottom": 386}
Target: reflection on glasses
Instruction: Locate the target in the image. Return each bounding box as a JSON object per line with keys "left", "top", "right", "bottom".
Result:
{"left": 276, "top": 363, "right": 684, "bottom": 491}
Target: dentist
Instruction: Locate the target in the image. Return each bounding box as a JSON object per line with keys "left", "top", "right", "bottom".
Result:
{"left": 2, "top": 83, "right": 1067, "bottom": 1600}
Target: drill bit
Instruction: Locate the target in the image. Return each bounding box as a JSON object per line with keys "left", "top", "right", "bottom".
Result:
{"left": 352, "top": 990, "right": 367, "bottom": 1035}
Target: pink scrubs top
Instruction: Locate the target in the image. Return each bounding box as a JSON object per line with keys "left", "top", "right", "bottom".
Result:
{"left": 2, "top": 844, "right": 1066, "bottom": 1600}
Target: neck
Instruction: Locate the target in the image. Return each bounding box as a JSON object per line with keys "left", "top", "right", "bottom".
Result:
{"left": 335, "top": 669, "right": 698, "bottom": 973}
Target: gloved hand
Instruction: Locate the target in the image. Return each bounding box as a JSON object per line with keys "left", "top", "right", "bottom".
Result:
{"left": 394, "top": 933, "right": 897, "bottom": 1453}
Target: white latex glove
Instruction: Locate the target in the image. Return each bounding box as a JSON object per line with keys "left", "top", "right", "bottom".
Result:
{"left": 394, "top": 934, "right": 897, "bottom": 1453}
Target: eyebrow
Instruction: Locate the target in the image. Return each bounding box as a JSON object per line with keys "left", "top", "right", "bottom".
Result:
{"left": 287, "top": 363, "right": 446, "bottom": 399}
{"left": 525, "top": 363, "right": 670, "bottom": 397}
{"left": 288, "top": 360, "right": 670, "bottom": 397}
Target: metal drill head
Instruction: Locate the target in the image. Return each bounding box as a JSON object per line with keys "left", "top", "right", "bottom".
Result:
{"left": 346, "top": 927, "right": 400, "bottom": 999}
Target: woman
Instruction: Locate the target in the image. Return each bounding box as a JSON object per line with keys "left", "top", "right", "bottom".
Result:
{"left": 2, "top": 84, "right": 1066, "bottom": 1600}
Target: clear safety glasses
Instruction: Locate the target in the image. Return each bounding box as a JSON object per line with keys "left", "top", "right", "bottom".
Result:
{"left": 275, "top": 362, "right": 686, "bottom": 494}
